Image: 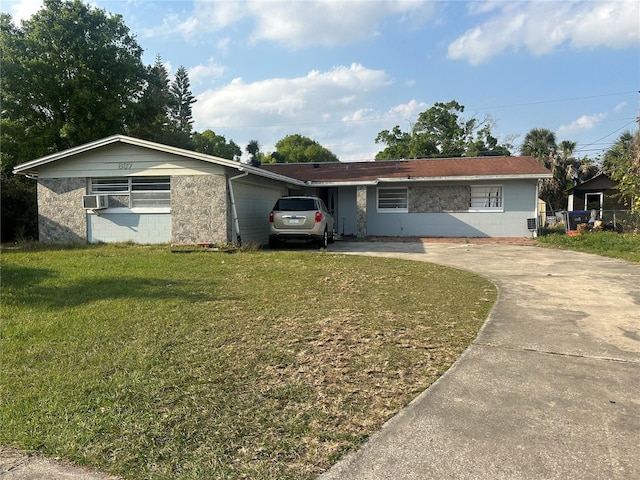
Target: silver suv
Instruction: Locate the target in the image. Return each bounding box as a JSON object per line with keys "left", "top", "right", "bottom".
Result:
{"left": 269, "top": 196, "right": 336, "bottom": 248}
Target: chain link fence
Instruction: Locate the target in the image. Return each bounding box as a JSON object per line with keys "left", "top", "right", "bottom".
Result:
{"left": 544, "top": 210, "right": 640, "bottom": 234}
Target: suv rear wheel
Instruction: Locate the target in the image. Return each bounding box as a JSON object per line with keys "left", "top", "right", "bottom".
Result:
{"left": 319, "top": 229, "right": 328, "bottom": 249}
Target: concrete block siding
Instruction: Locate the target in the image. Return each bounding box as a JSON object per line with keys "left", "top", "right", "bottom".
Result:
{"left": 38, "top": 178, "right": 87, "bottom": 242}
{"left": 88, "top": 213, "right": 171, "bottom": 244}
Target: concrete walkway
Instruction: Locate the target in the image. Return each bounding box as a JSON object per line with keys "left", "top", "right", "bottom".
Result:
{"left": 3, "top": 241, "right": 639, "bottom": 479}
{"left": 319, "top": 241, "right": 640, "bottom": 480}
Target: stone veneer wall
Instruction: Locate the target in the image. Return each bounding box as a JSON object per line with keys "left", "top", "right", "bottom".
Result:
{"left": 356, "top": 186, "right": 367, "bottom": 238}
{"left": 409, "top": 185, "right": 470, "bottom": 213}
{"left": 37, "top": 178, "right": 88, "bottom": 243}
{"left": 171, "top": 175, "right": 227, "bottom": 244}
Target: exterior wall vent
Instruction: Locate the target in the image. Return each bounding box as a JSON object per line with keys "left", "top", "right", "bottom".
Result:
{"left": 82, "top": 194, "right": 108, "bottom": 210}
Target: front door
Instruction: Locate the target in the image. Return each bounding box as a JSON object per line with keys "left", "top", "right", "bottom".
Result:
{"left": 585, "top": 192, "right": 603, "bottom": 217}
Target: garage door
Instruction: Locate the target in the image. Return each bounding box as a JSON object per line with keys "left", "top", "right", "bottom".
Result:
{"left": 87, "top": 212, "right": 171, "bottom": 244}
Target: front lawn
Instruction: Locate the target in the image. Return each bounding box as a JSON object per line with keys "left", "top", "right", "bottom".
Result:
{"left": 1, "top": 244, "right": 495, "bottom": 479}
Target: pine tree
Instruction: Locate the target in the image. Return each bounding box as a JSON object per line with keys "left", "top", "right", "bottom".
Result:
{"left": 169, "top": 65, "right": 196, "bottom": 133}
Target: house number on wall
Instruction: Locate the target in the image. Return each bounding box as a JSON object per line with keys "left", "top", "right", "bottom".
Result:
{"left": 118, "top": 162, "right": 133, "bottom": 170}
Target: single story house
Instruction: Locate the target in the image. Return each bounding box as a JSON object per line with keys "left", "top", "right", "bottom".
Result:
{"left": 13, "top": 135, "right": 551, "bottom": 244}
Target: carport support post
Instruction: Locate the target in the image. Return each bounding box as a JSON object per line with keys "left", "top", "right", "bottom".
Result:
{"left": 228, "top": 171, "right": 248, "bottom": 246}
{"left": 356, "top": 186, "right": 367, "bottom": 238}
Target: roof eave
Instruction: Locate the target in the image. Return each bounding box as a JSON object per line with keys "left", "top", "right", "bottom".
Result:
{"left": 12, "top": 135, "right": 311, "bottom": 186}
{"left": 303, "top": 173, "right": 552, "bottom": 186}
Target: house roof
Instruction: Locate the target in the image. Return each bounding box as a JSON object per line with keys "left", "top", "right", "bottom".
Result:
{"left": 13, "top": 135, "right": 551, "bottom": 187}
{"left": 260, "top": 156, "right": 552, "bottom": 185}
{"left": 567, "top": 172, "right": 618, "bottom": 193}
{"left": 12, "top": 134, "right": 304, "bottom": 186}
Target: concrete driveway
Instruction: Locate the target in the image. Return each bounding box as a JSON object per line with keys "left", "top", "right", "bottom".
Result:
{"left": 320, "top": 241, "right": 640, "bottom": 480}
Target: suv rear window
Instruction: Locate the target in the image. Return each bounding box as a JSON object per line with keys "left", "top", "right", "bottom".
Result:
{"left": 274, "top": 198, "right": 317, "bottom": 211}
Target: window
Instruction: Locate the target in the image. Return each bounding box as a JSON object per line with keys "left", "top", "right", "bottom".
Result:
{"left": 89, "top": 177, "right": 170, "bottom": 209}
{"left": 378, "top": 187, "right": 408, "bottom": 212}
{"left": 470, "top": 186, "right": 503, "bottom": 211}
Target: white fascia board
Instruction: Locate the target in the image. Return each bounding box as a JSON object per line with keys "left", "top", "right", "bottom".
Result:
{"left": 303, "top": 173, "right": 551, "bottom": 187}
{"left": 374, "top": 174, "right": 552, "bottom": 183}
{"left": 238, "top": 164, "right": 307, "bottom": 186}
{"left": 298, "top": 180, "right": 378, "bottom": 187}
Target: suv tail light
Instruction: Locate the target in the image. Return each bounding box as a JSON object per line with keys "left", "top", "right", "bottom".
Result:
{"left": 269, "top": 211, "right": 274, "bottom": 223}
{"left": 315, "top": 211, "right": 323, "bottom": 223}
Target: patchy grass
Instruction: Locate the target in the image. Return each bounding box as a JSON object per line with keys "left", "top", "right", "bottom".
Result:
{"left": 1, "top": 244, "right": 495, "bottom": 479}
{"left": 537, "top": 232, "right": 640, "bottom": 262}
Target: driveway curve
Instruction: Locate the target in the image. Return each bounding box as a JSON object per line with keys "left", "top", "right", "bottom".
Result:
{"left": 320, "top": 241, "right": 640, "bottom": 480}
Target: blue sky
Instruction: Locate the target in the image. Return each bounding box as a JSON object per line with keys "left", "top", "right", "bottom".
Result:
{"left": 5, "top": 0, "right": 640, "bottom": 162}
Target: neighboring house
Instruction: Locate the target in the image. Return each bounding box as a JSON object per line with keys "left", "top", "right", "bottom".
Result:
{"left": 13, "top": 135, "right": 551, "bottom": 244}
{"left": 566, "top": 172, "right": 628, "bottom": 212}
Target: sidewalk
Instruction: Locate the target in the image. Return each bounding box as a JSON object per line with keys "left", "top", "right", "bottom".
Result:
{"left": 319, "top": 241, "right": 640, "bottom": 479}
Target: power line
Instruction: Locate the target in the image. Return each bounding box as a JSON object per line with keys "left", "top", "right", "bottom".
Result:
{"left": 469, "top": 90, "right": 638, "bottom": 111}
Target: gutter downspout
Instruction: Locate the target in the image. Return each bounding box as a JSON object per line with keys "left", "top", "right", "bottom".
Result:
{"left": 228, "top": 171, "right": 248, "bottom": 246}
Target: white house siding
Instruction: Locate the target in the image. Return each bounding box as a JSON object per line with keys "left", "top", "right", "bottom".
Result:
{"left": 88, "top": 213, "right": 171, "bottom": 244}
{"left": 366, "top": 180, "right": 539, "bottom": 237}
{"left": 36, "top": 143, "right": 225, "bottom": 178}
{"left": 231, "top": 177, "right": 287, "bottom": 245}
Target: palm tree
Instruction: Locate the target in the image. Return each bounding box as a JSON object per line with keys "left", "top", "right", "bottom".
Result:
{"left": 520, "top": 128, "right": 557, "bottom": 169}
{"left": 521, "top": 128, "right": 565, "bottom": 210}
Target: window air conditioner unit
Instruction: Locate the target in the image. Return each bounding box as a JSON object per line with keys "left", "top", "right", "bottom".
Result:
{"left": 82, "top": 194, "right": 108, "bottom": 210}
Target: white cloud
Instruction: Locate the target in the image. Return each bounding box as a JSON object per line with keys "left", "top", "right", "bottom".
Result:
{"left": 5, "top": 0, "right": 43, "bottom": 24}
{"left": 614, "top": 101, "right": 627, "bottom": 113}
{"left": 189, "top": 58, "right": 226, "bottom": 87}
{"left": 247, "top": 0, "right": 435, "bottom": 48}
{"left": 557, "top": 112, "right": 608, "bottom": 136}
{"left": 148, "top": 0, "right": 436, "bottom": 48}
{"left": 192, "top": 63, "right": 393, "bottom": 160}
{"left": 448, "top": 0, "right": 640, "bottom": 65}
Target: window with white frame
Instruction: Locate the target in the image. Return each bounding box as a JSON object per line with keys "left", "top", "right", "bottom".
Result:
{"left": 469, "top": 185, "right": 503, "bottom": 211}
{"left": 90, "top": 177, "right": 170, "bottom": 208}
{"left": 377, "top": 187, "right": 408, "bottom": 212}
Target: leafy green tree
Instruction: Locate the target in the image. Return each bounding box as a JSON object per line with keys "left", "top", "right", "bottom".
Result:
{"left": 602, "top": 130, "right": 640, "bottom": 212}
{"left": 267, "top": 134, "right": 339, "bottom": 163}
{"left": 374, "top": 126, "right": 411, "bottom": 160}
{"left": 1, "top": 0, "right": 145, "bottom": 155}
{"left": 375, "top": 100, "right": 511, "bottom": 160}
{"left": 127, "top": 55, "right": 173, "bottom": 141}
{"left": 465, "top": 124, "right": 513, "bottom": 157}
{"left": 192, "top": 130, "right": 241, "bottom": 160}
{"left": 0, "top": 0, "right": 146, "bottom": 241}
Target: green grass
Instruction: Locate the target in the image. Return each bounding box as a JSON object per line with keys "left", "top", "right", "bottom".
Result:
{"left": 537, "top": 232, "right": 640, "bottom": 262}
{"left": 1, "top": 244, "right": 496, "bottom": 479}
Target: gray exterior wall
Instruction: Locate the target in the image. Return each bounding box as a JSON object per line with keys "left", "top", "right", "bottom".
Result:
{"left": 171, "top": 175, "right": 228, "bottom": 244}
{"left": 37, "top": 178, "right": 87, "bottom": 243}
{"left": 335, "top": 187, "right": 358, "bottom": 236}
{"left": 365, "top": 180, "right": 539, "bottom": 237}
